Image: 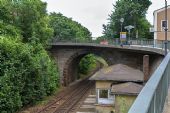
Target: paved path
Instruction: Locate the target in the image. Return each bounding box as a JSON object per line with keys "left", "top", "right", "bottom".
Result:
{"left": 163, "top": 88, "right": 170, "bottom": 113}
{"left": 76, "top": 95, "right": 96, "bottom": 113}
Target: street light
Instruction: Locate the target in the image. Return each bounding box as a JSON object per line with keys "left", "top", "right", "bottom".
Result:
{"left": 120, "top": 18, "right": 124, "bottom": 32}
{"left": 120, "top": 18, "right": 124, "bottom": 45}
{"left": 124, "top": 25, "right": 134, "bottom": 41}
{"left": 164, "top": 0, "right": 168, "bottom": 55}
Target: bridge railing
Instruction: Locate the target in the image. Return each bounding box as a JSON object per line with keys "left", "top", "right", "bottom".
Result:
{"left": 128, "top": 52, "right": 170, "bottom": 113}
{"left": 130, "top": 39, "right": 154, "bottom": 46}
{"left": 51, "top": 38, "right": 170, "bottom": 50}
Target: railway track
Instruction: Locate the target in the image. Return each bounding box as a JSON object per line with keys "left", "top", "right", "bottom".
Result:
{"left": 36, "top": 79, "right": 94, "bottom": 113}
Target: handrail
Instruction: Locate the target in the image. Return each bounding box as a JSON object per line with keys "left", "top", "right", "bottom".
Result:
{"left": 128, "top": 52, "right": 170, "bottom": 113}
{"left": 50, "top": 38, "right": 170, "bottom": 50}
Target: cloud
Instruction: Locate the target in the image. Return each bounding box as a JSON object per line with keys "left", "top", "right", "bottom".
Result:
{"left": 42, "top": 0, "right": 169, "bottom": 37}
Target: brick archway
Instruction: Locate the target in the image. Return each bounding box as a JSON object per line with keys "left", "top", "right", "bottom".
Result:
{"left": 50, "top": 44, "right": 164, "bottom": 86}
{"left": 62, "top": 51, "right": 89, "bottom": 86}
{"left": 62, "top": 50, "right": 112, "bottom": 86}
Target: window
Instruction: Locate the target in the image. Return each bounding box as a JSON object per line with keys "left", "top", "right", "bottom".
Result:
{"left": 99, "top": 90, "right": 108, "bottom": 98}
{"left": 161, "top": 20, "right": 168, "bottom": 31}
{"left": 97, "top": 89, "right": 115, "bottom": 105}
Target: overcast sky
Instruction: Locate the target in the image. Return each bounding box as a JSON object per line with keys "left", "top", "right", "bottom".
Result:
{"left": 42, "top": 0, "right": 170, "bottom": 37}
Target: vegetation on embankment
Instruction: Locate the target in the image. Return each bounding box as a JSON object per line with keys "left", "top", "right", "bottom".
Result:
{"left": 0, "top": 38, "right": 59, "bottom": 112}
{"left": 78, "top": 54, "right": 108, "bottom": 79}
{"left": 0, "top": 0, "right": 93, "bottom": 112}
{"left": 0, "top": 0, "right": 59, "bottom": 112}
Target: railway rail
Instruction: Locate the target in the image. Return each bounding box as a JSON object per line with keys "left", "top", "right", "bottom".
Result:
{"left": 36, "top": 79, "right": 94, "bottom": 113}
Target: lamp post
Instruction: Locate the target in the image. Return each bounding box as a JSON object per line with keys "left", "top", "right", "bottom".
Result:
{"left": 120, "top": 18, "right": 124, "bottom": 45}
{"left": 120, "top": 18, "right": 124, "bottom": 32}
{"left": 164, "top": 0, "right": 168, "bottom": 55}
{"left": 124, "top": 25, "right": 134, "bottom": 41}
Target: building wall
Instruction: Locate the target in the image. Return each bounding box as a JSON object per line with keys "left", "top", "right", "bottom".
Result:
{"left": 155, "top": 8, "right": 170, "bottom": 40}
{"left": 95, "top": 81, "right": 115, "bottom": 113}
{"left": 96, "top": 105, "right": 114, "bottom": 113}
{"left": 95, "top": 81, "right": 137, "bottom": 113}
{"left": 96, "top": 81, "right": 113, "bottom": 89}
{"left": 115, "top": 95, "right": 136, "bottom": 113}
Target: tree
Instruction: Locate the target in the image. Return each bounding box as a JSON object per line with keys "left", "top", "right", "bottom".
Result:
{"left": 49, "top": 12, "right": 91, "bottom": 42}
{"left": 0, "top": 0, "right": 21, "bottom": 37}
{"left": 0, "top": 0, "right": 53, "bottom": 46}
{"left": 0, "top": 1, "right": 60, "bottom": 112}
{"left": 0, "top": 0, "right": 94, "bottom": 112}
{"left": 103, "top": 0, "right": 152, "bottom": 39}
{"left": 15, "top": 0, "right": 53, "bottom": 45}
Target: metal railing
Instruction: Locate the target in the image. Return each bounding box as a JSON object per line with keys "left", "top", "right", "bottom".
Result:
{"left": 51, "top": 38, "right": 170, "bottom": 50}
{"left": 128, "top": 52, "right": 170, "bottom": 113}
{"left": 130, "top": 39, "right": 154, "bottom": 46}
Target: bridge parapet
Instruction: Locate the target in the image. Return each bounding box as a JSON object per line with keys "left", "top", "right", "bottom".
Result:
{"left": 50, "top": 42, "right": 165, "bottom": 55}
{"left": 128, "top": 52, "right": 170, "bottom": 113}
{"left": 50, "top": 38, "right": 170, "bottom": 50}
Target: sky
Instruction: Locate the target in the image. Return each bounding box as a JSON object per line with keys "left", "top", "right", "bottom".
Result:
{"left": 42, "top": 0, "right": 170, "bottom": 37}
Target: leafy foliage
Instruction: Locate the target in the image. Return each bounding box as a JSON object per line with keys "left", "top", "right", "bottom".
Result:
{"left": 49, "top": 13, "right": 92, "bottom": 41}
{"left": 0, "top": 0, "right": 94, "bottom": 112}
{"left": 14, "top": 0, "right": 53, "bottom": 45}
{"left": 103, "top": 0, "right": 152, "bottom": 39}
{"left": 0, "top": 0, "right": 60, "bottom": 112}
{"left": 0, "top": 38, "right": 59, "bottom": 112}
{"left": 0, "top": 1, "right": 20, "bottom": 37}
{"left": 79, "top": 54, "right": 97, "bottom": 75}
{"left": 0, "top": 0, "right": 53, "bottom": 46}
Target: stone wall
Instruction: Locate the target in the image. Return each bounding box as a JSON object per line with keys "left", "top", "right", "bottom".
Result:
{"left": 49, "top": 45, "right": 164, "bottom": 86}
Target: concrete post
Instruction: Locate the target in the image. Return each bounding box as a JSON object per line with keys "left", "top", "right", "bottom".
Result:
{"left": 143, "top": 55, "right": 150, "bottom": 82}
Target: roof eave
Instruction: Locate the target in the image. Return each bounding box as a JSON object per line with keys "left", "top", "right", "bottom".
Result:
{"left": 110, "top": 92, "right": 139, "bottom": 96}
{"left": 153, "top": 5, "right": 170, "bottom": 14}
{"left": 89, "top": 79, "right": 144, "bottom": 83}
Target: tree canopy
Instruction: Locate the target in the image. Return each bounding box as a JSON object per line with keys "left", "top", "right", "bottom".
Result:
{"left": 103, "top": 0, "right": 152, "bottom": 39}
{"left": 0, "top": 0, "right": 53, "bottom": 46}
{"left": 49, "top": 12, "right": 92, "bottom": 42}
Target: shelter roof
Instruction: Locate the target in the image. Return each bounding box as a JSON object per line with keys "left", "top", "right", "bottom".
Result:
{"left": 89, "top": 64, "right": 144, "bottom": 82}
{"left": 111, "top": 82, "right": 143, "bottom": 95}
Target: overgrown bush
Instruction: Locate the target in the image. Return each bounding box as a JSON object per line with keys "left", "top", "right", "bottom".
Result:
{"left": 0, "top": 37, "right": 59, "bottom": 112}
{"left": 78, "top": 54, "right": 97, "bottom": 75}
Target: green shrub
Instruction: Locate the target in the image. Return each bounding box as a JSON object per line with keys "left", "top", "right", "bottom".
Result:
{"left": 0, "top": 37, "right": 59, "bottom": 112}
{"left": 78, "top": 54, "right": 97, "bottom": 75}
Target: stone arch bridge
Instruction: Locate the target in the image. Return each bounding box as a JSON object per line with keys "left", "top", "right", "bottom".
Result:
{"left": 49, "top": 43, "right": 164, "bottom": 86}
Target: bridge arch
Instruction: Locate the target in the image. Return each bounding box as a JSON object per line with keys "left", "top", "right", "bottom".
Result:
{"left": 50, "top": 44, "right": 164, "bottom": 86}
{"left": 62, "top": 50, "right": 109, "bottom": 86}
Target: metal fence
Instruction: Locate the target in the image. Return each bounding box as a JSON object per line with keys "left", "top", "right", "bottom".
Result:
{"left": 51, "top": 38, "right": 170, "bottom": 50}
{"left": 130, "top": 40, "right": 170, "bottom": 50}
{"left": 128, "top": 52, "right": 170, "bottom": 113}
{"left": 130, "top": 39, "right": 154, "bottom": 46}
